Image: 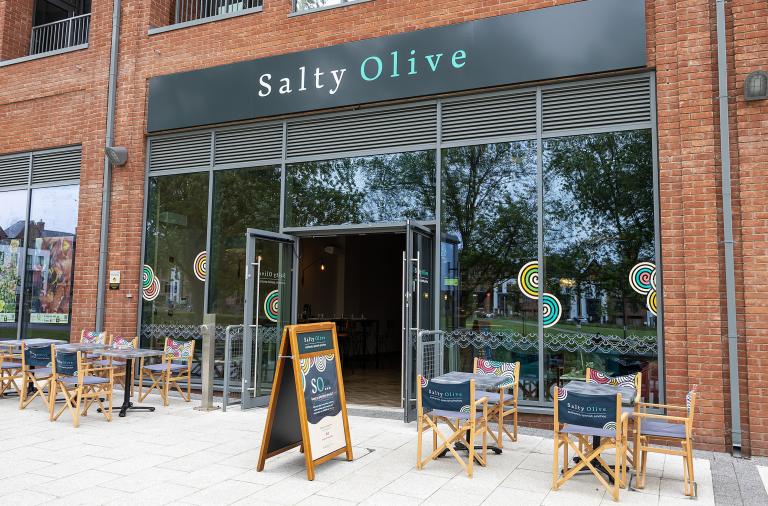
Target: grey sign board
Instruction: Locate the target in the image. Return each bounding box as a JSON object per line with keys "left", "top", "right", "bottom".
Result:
{"left": 147, "top": 0, "right": 646, "bottom": 132}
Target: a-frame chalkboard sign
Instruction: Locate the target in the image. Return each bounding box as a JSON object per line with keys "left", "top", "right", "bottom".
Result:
{"left": 257, "top": 322, "right": 353, "bottom": 481}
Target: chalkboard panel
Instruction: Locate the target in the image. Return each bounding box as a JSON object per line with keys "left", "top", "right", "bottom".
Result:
{"left": 267, "top": 356, "right": 302, "bottom": 454}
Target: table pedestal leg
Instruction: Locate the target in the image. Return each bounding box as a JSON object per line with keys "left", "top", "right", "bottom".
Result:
{"left": 118, "top": 358, "right": 156, "bottom": 417}
{"left": 571, "top": 436, "right": 615, "bottom": 484}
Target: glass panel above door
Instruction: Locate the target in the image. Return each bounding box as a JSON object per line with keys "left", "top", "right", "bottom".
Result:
{"left": 284, "top": 150, "right": 436, "bottom": 227}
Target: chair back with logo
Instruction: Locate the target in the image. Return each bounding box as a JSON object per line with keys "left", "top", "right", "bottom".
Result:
{"left": 24, "top": 344, "right": 53, "bottom": 368}
{"left": 586, "top": 368, "right": 641, "bottom": 403}
{"left": 419, "top": 377, "right": 472, "bottom": 416}
{"left": 80, "top": 330, "right": 106, "bottom": 345}
{"left": 54, "top": 350, "right": 80, "bottom": 378}
{"left": 555, "top": 385, "right": 621, "bottom": 432}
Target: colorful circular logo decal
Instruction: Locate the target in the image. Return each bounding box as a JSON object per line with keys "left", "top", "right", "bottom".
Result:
{"left": 541, "top": 292, "right": 562, "bottom": 328}
{"left": 142, "top": 265, "right": 154, "bottom": 290}
{"left": 629, "top": 262, "right": 655, "bottom": 295}
{"left": 646, "top": 290, "right": 658, "bottom": 316}
{"left": 193, "top": 251, "right": 207, "bottom": 282}
{"left": 263, "top": 289, "right": 280, "bottom": 323}
{"left": 651, "top": 269, "right": 657, "bottom": 290}
{"left": 143, "top": 277, "right": 160, "bottom": 301}
{"left": 517, "top": 261, "right": 539, "bottom": 299}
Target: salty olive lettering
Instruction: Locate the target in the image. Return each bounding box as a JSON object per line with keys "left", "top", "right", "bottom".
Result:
{"left": 361, "top": 49, "right": 468, "bottom": 82}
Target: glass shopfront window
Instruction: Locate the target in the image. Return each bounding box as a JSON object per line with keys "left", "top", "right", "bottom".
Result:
{"left": 284, "top": 150, "right": 436, "bottom": 227}
{"left": 543, "top": 130, "right": 659, "bottom": 402}
{"left": 141, "top": 173, "right": 209, "bottom": 347}
{"left": 440, "top": 141, "right": 540, "bottom": 401}
{"left": 0, "top": 190, "right": 28, "bottom": 340}
{"left": 208, "top": 166, "right": 281, "bottom": 327}
{"left": 21, "top": 185, "right": 79, "bottom": 341}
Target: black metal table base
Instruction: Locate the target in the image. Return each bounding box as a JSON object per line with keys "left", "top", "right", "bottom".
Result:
{"left": 437, "top": 441, "right": 502, "bottom": 464}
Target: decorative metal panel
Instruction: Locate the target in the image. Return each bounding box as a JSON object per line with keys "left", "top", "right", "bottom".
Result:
{"left": 0, "top": 155, "right": 30, "bottom": 188}
{"left": 286, "top": 105, "right": 437, "bottom": 159}
{"left": 214, "top": 124, "right": 283, "bottom": 166}
{"left": 149, "top": 132, "right": 212, "bottom": 173}
{"left": 31, "top": 149, "right": 81, "bottom": 184}
{"left": 542, "top": 76, "right": 651, "bottom": 133}
{"left": 441, "top": 91, "right": 537, "bottom": 143}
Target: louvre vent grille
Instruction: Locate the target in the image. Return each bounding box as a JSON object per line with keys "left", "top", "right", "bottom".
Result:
{"left": 149, "top": 133, "right": 212, "bottom": 172}
{"left": 542, "top": 77, "right": 651, "bottom": 133}
{"left": 214, "top": 124, "right": 283, "bottom": 165}
{"left": 286, "top": 105, "right": 437, "bottom": 159}
{"left": 441, "top": 92, "right": 537, "bottom": 143}
{"left": 0, "top": 156, "right": 30, "bottom": 188}
{"left": 31, "top": 149, "right": 81, "bottom": 184}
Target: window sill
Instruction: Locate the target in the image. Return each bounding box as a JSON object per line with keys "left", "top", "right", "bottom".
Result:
{"left": 149, "top": 7, "right": 263, "bottom": 35}
{"left": 0, "top": 44, "right": 88, "bottom": 68}
{"left": 289, "top": 0, "right": 373, "bottom": 17}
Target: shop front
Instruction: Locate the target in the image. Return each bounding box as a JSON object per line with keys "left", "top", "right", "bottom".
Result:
{"left": 140, "top": 0, "right": 660, "bottom": 420}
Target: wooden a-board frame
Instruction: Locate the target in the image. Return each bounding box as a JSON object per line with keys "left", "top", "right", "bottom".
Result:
{"left": 257, "top": 322, "right": 353, "bottom": 481}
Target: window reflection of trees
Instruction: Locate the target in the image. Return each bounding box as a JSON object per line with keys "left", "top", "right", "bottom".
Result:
{"left": 285, "top": 150, "right": 435, "bottom": 227}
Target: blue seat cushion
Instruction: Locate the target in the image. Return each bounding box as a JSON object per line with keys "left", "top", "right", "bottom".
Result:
{"left": 640, "top": 420, "right": 686, "bottom": 439}
{"left": 427, "top": 409, "right": 484, "bottom": 421}
{"left": 61, "top": 376, "right": 109, "bottom": 385}
{"left": 29, "top": 367, "right": 52, "bottom": 377}
{"left": 1, "top": 362, "right": 21, "bottom": 369}
{"left": 561, "top": 424, "right": 615, "bottom": 438}
{"left": 143, "top": 363, "right": 186, "bottom": 372}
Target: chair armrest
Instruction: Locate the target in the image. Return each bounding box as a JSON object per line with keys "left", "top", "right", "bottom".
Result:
{"left": 635, "top": 412, "right": 687, "bottom": 422}
{"left": 474, "top": 396, "right": 488, "bottom": 406}
{"left": 85, "top": 365, "right": 114, "bottom": 373}
{"left": 638, "top": 402, "right": 687, "bottom": 411}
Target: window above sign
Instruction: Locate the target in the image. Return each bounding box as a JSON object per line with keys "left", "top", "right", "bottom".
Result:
{"left": 148, "top": 0, "right": 263, "bottom": 35}
{"left": 291, "top": 0, "right": 373, "bottom": 16}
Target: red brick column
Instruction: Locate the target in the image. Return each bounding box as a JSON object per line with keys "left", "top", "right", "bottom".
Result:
{"left": 0, "top": 0, "right": 35, "bottom": 60}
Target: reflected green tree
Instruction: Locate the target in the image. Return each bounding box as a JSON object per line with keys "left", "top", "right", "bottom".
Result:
{"left": 442, "top": 142, "right": 537, "bottom": 328}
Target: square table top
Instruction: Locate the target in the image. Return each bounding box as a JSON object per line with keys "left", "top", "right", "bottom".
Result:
{"left": 431, "top": 371, "right": 508, "bottom": 391}
{"left": 0, "top": 338, "right": 63, "bottom": 348}
{"left": 99, "top": 348, "right": 164, "bottom": 360}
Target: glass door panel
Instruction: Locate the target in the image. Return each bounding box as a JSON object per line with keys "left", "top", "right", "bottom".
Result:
{"left": 402, "top": 220, "right": 434, "bottom": 422}
{"left": 0, "top": 190, "right": 28, "bottom": 340}
{"left": 21, "top": 186, "right": 78, "bottom": 341}
{"left": 242, "top": 229, "right": 297, "bottom": 409}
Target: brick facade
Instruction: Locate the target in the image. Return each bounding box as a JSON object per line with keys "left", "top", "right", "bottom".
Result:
{"left": 1, "top": 0, "right": 766, "bottom": 455}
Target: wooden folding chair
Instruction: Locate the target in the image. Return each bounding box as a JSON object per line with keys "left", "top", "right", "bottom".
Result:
{"left": 586, "top": 368, "right": 642, "bottom": 471}
{"left": 0, "top": 344, "right": 23, "bottom": 397}
{"left": 50, "top": 348, "right": 115, "bottom": 428}
{"left": 553, "top": 386, "right": 629, "bottom": 502}
{"left": 473, "top": 358, "right": 520, "bottom": 448}
{"left": 635, "top": 386, "right": 698, "bottom": 497}
{"left": 416, "top": 375, "right": 489, "bottom": 478}
{"left": 138, "top": 338, "right": 195, "bottom": 406}
{"left": 19, "top": 344, "right": 54, "bottom": 410}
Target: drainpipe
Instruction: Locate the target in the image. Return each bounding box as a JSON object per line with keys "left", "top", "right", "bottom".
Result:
{"left": 715, "top": 0, "right": 742, "bottom": 456}
{"left": 95, "top": 0, "right": 122, "bottom": 332}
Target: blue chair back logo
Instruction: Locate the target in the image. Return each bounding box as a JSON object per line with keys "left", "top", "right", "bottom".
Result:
{"left": 421, "top": 378, "right": 471, "bottom": 413}
{"left": 56, "top": 351, "right": 78, "bottom": 376}
{"left": 25, "top": 345, "right": 52, "bottom": 367}
{"left": 557, "top": 388, "right": 617, "bottom": 430}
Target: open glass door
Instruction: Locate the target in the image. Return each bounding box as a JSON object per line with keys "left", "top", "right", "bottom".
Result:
{"left": 242, "top": 229, "right": 297, "bottom": 409}
{"left": 402, "top": 220, "right": 434, "bottom": 422}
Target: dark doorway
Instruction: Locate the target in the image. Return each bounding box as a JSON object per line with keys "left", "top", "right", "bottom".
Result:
{"left": 298, "top": 233, "right": 404, "bottom": 407}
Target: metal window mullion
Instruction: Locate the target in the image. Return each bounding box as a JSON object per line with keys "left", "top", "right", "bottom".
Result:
{"left": 650, "top": 73, "right": 664, "bottom": 405}
{"left": 279, "top": 121, "right": 287, "bottom": 232}
{"left": 203, "top": 134, "right": 215, "bottom": 315}
{"left": 433, "top": 100, "right": 442, "bottom": 333}
{"left": 15, "top": 154, "right": 33, "bottom": 340}
{"left": 536, "top": 87, "right": 545, "bottom": 405}
{"left": 136, "top": 138, "right": 152, "bottom": 339}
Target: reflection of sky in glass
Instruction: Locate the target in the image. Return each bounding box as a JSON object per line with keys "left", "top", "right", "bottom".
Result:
{"left": 0, "top": 190, "right": 27, "bottom": 230}
{"left": 30, "top": 185, "right": 79, "bottom": 234}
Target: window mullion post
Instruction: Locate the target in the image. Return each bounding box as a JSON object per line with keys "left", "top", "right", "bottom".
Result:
{"left": 536, "top": 87, "right": 545, "bottom": 405}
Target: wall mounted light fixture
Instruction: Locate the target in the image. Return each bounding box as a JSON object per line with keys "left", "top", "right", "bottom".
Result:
{"left": 745, "top": 70, "right": 768, "bottom": 101}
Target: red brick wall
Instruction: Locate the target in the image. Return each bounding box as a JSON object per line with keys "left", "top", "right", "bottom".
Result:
{"left": 2, "top": 0, "right": 767, "bottom": 455}
{"left": 0, "top": 0, "right": 34, "bottom": 60}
